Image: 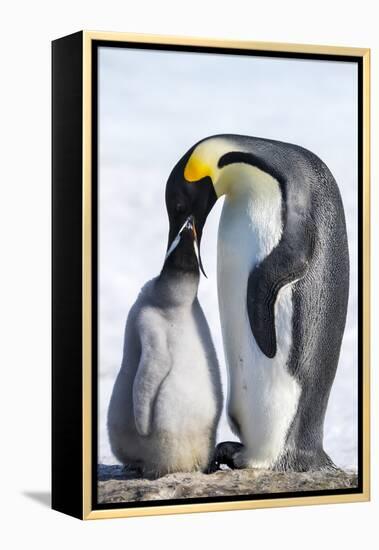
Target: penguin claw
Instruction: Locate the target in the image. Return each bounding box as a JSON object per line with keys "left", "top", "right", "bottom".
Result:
{"left": 122, "top": 463, "right": 144, "bottom": 478}
{"left": 206, "top": 462, "right": 220, "bottom": 474}
{"left": 210, "top": 441, "right": 244, "bottom": 471}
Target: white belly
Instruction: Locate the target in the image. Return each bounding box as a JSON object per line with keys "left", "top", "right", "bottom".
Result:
{"left": 155, "top": 320, "right": 219, "bottom": 434}
{"left": 217, "top": 183, "right": 300, "bottom": 468}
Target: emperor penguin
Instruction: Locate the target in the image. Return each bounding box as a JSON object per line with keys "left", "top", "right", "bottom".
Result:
{"left": 165, "top": 134, "right": 349, "bottom": 472}
{"left": 107, "top": 213, "right": 223, "bottom": 478}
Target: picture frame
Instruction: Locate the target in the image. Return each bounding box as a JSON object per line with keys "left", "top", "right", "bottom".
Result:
{"left": 52, "top": 30, "right": 370, "bottom": 520}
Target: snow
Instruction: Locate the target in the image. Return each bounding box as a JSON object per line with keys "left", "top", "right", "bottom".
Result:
{"left": 98, "top": 46, "right": 358, "bottom": 470}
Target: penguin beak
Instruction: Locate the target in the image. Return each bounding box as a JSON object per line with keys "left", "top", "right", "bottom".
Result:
{"left": 165, "top": 215, "right": 207, "bottom": 277}
{"left": 192, "top": 219, "right": 207, "bottom": 278}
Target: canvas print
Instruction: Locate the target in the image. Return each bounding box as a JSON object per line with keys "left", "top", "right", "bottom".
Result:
{"left": 96, "top": 44, "right": 360, "bottom": 507}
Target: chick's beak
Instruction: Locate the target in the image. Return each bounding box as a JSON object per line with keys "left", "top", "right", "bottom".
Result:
{"left": 165, "top": 215, "right": 207, "bottom": 277}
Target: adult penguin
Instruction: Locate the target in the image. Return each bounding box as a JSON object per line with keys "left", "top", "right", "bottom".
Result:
{"left": 165, "top": 134, "right": 349, "bottom": 472}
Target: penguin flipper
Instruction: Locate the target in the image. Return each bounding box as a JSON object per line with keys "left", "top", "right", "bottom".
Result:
{"left": 247, "top": 221, "right": 314, "bottom": 358}
{"left": 133, "top": 319, "right": 171, "bottom": 437}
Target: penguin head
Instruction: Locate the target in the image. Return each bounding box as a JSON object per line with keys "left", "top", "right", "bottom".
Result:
{"left": 165, "top": 136, "right": 241, "bottom": 265}
{"left": 165, "top": 144, "right": 219, "bottom": 276}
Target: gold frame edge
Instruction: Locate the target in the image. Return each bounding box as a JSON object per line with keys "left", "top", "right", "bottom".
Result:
{"left": 361, "top": 48, "right": 371, "bottom": 501}
{"left": 81, "top": 31, "right": 371, "bottom": 520}
{"left": 83, "top": 30, "right": 369, "bottom": 57}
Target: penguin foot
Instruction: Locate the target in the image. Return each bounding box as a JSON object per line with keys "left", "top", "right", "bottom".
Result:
{"left": 274, "top": 448, "right": 338, "bottom": 472}
{"left": 206, "top": 461, "right": 219, "bottom": 474}
{"left": 122, "top": 462, "right": 144, "bottom": 478}
{"left": 209, "top": 441, "right": 244, "bottom": 471}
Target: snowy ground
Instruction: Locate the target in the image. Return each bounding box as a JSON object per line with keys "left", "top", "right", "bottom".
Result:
{"left": 98, "top": 47, "right": 358, "bottom": 470}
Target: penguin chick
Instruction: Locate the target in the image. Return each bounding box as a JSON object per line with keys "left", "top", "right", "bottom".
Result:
{"left": 107, "top": 216, "right": 223, "bottom": 478}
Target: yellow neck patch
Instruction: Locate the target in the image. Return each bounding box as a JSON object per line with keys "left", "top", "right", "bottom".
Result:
{"left": 184, "top": 154, "right": 213, "bottom": 182}
{"left": 183, "top": 137, "right": 234, "bottom": 190}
